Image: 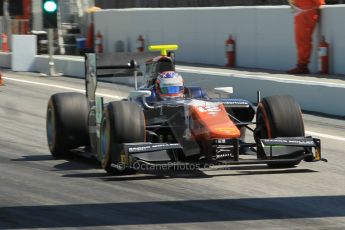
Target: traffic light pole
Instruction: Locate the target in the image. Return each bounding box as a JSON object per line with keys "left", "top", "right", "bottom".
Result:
{"left": 41, "top": 0, "right": 62, "bottom": 77}
{"left": 48, "top": 28, "right": 56, "bottom": 76}
{"left": 42, "top": 28, "right": 62, "bottom": 77}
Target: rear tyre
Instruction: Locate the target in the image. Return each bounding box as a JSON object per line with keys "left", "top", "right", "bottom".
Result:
{"left": 254, "top": 95, "right": 305, "bottom": 167}
{"left": 100, "top": 101, "right": 145, "bottom": 175}
{"left": 46, "top": 93, "right": 89, "bottom": 158}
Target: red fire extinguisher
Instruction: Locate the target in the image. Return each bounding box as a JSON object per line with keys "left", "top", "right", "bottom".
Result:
{"left": 1, "top": 33, "right": 9, "bottom": 52}
{"left": 136, "top": 35, "right": 145, "bottom": 52}
{"left": 225, "top": 34, "right": 235, "bottom": 67}
{"left": 318, "top": 36, "right": 329, "bottom": 74}
{"left": 95, "top": 31, "right": 103, "bottom": 54}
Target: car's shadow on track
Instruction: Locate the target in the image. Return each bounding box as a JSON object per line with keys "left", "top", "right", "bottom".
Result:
{"left": 15, "top": 154, "right": 318, "bottom": 181}
{"left": 103, "top": 168, "right": 317, "bottom": 181}
{"left": 12, "top": 154, "right": 56, "bottom": 162}
{"left": 53, "top": 155, "right": 101, "bottom": 171}
{"left": 61, "top": 164, "right": 318, "bottom": 181}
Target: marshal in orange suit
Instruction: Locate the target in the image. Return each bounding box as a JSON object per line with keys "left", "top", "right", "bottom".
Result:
{"left": 287, "top": 0, "right": 325, "bottom": 74}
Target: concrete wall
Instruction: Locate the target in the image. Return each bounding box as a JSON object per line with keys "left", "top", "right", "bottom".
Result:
{"left": 94, "top": 0, "right": 344, "bottom": 8}
{"left": 35, "top": 55, "right": 85, "bottom": 77}
{"left": 0, "top": 52, "right": 11, "bottom": 68}
{"left": 0, "top": 53, "right": 85, "bottom": 77}
{"left": 178, "top": 69, "right": 345, "bottom": 116}
{"left": 0, "top": 52, "right": 344, "bottom": 116}
{"left": 95, "top": 0, "right": 285, "bottom": 8}
{"left": 94, "top": 6, "right": 345, "bottom": 75}
{"left": 321, "top": 5, "right": 345, "bottom": 75}
{"left": 11, "top": 35, "right": 37, "bottom": 71}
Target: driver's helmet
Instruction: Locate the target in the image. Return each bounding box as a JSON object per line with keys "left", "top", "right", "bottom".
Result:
{"left": 155, "top": 71, "right": 184, "bottom": 99}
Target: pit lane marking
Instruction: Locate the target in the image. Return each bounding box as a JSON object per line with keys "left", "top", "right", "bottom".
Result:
{"left": 177, "top": 67, "right": 345, "bottom": 88}
{"left": 4, "top": 76, "right": 123, "bottom": 100}
{"left": 4, "top": 76, "right": 344, "bottom": 142}
{"left": 305, "top": 131, "right": 345, "bottom": 142}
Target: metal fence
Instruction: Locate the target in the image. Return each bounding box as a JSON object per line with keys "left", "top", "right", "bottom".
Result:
{"left": 11, "top": 19, "right": 30, "bottom": 34}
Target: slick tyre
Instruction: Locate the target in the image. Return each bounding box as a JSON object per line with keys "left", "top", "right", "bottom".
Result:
{"left": 100, "top": 101, "right": 145, "bottom": 175}
{"left": 255, "top": 95, "right": 305, "bottom": 167}
{"left": 46, "top": 93, "right": 89, "bottom": 158}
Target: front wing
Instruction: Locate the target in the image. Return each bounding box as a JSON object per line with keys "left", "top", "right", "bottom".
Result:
{"left": 110, "top": 137, "right": 324, "bottom": 169}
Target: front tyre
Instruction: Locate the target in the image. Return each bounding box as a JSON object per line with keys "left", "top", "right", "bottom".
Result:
{"left": 100, "top": 101, "right": 145, "bottom": 175}
{"left": 255, "top": 95, "right": 305, "bottom": 167}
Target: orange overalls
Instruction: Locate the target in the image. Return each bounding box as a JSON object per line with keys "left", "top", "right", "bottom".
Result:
{"left": 293, "top": 0, "right": 325, "bottom": 65}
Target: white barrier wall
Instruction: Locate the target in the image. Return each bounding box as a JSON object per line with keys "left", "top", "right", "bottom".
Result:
{"left": 178, "top": 70, "right": 345, "bottom": 117}
{"left": 0, "top": 52, "right": 344, "bottom": 116}
{"left": 0, "top": 52, "right": 11, "bottom": 68}
{"left": 94, "top": 5, "right": 345, "bottom": 75}
{"left": 11, "top": 35, "right": 37, "bottom": 72}
{"left": 35, "top": 55, "right": 85, "bottom": 77}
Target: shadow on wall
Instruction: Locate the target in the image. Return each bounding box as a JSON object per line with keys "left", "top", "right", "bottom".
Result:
{"left": 115, "top": 40, "right": 125, "bottom": 52}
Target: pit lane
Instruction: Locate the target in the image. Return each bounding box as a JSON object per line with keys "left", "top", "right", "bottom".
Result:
{"left": 0, "top": 72, "right": 344, "bottom": 229}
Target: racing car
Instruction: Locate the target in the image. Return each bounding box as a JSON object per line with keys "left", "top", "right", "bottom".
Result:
{"left": 46, "top": 45, "right": 324, "bottom": 174}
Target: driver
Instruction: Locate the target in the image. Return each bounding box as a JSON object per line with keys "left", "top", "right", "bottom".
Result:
{"left": 155, "top": 71, "right": 184, "bottom": 100}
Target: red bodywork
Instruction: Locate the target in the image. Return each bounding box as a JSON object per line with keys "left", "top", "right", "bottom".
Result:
{"left": 189, "top": 102, "right": 241, "bottom": 140}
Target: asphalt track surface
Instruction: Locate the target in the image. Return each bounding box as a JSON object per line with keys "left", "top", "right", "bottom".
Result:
{"left": 1, "top": 72, "right": 345, "bottom": 229}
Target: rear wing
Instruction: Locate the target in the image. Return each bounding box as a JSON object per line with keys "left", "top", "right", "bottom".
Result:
{"left": 84, "top": 47, "right": 179, "bottom": 155}
{"left": 96, "top": 52, "right": 158, "bottom": 77}
{"left": 84, "top": 53, "right": 145, "bottom": 101}
{"left": 84, "top": 45, "right": 180, "bottom": 99}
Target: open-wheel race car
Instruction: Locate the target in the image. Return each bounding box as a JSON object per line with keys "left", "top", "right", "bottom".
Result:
{"left": 46, "top": 45, "right": 325, "bottom": 175}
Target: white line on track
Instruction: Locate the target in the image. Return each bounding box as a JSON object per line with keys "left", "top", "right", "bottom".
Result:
{"left": 176, "top": 67, "right": 345, "bottom": 88}
{"left": 3, "top": 76, "right": 123, "bottom": 100}
{"left": 4, "top": 76, "right": 345, "bottom": 142}
{"left": 305, "top": 131, "right": 345, "bottom": 142}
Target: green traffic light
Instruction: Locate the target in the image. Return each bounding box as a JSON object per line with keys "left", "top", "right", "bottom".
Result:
{"left": 43, "top": 1, "right": 57, "bottom": 12}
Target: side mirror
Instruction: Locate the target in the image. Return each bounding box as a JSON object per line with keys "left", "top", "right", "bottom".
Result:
{"left": 129, "top": 60, "right": 138, "bottom": 69}
{"left": 128, "top": 90, "right": 151, "bottom": 101}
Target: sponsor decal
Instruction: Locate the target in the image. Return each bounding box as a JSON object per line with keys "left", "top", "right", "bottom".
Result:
{"left": 215, "top": 127, "right": 237, "bottom": 133}
{"left": 222, "top": 101, "right": 249, "bottom": 105}
{"left": 128, "top": 143, "right": 181, "bottom": 153}
{"left": 261, "top": 138, "right": 315, "bottom": 147}
{"left": 198, "top": 105, "right": 221, "bottom": 113}
{"left": 216, "top": 152, "right": 232, "bottom": 160}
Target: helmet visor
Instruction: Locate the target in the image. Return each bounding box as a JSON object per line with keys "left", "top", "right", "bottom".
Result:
{"left": 160, "top": 86, "right": 184, "bottom": 95}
